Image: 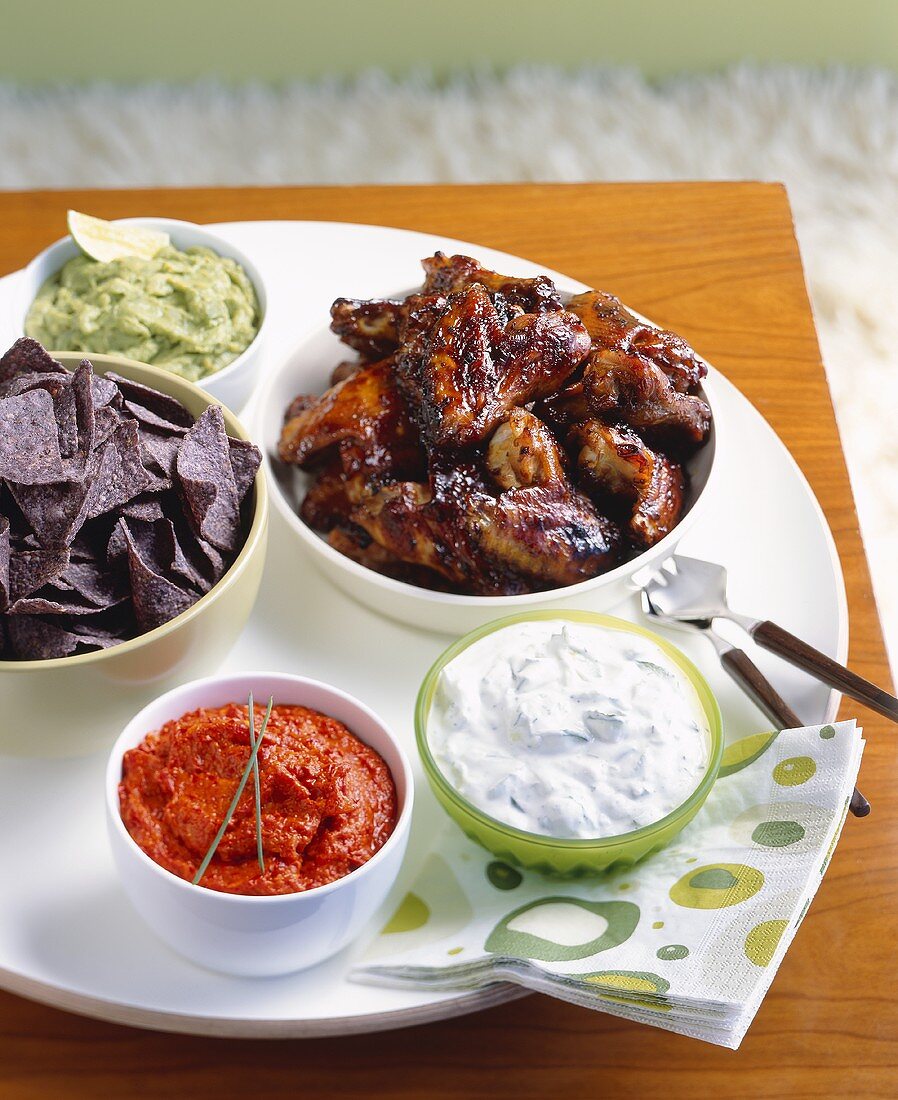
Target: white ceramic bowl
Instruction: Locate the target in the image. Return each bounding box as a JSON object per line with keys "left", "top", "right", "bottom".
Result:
{"left": 15, "top": 217, "right": 267, "bottom": 412}
{"left": 105, "top": 672, "right": 413, "bottom": 977}
{"left": 257, "top": 316, "right": 719, "bottom": 636}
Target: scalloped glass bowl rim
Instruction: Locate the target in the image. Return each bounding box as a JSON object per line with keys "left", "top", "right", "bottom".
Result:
{"left": 415, "top": 609, "right": 724, "bottom": 851}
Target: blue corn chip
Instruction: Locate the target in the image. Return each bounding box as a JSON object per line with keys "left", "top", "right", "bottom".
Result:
{"left": 120, "top": 493, "right": 166, "bottom": 522}
{"left": 124, "top": 399, "right": 189, "bottom": 435}
{"left": 55, "top": 560, "right": 124, "bottom": 607}
{"left": 176, "top": 406, "right": 241, "bottom": 551}
{"left": 8, "top": 614, "right": 85, "bottom": 659}
{"left": 8, "top": 546, "right": 70, "bottom": 601}
{"left": 9, "top": 593, "right": 115, "bottom": 616}
{"left": 2, "top": 371, "right": 70, "bottom": 401}
{"left": 0, "top": 338, "right": 65, "bottom": 391}
{"left": 168, "top": 513, "right": 225, "bottom": 589}
{"left": 115, "top": 516, "right": 203, "bottom": 594}
{"left": 0, "top": 389, "right": 65, "bottom": 484}
{"left": 105, "top": 373, "right": 193, "bottom": 428}
{"left": 92, "top": 405, "right": 122, "bottom": 450}
{"left": 139, "top": 428, "right": 182, "bottom": 478}
{"left": 228, "top": 436, "right": 262, "bottom": 501}
{"left": 83, "top": 419, "right": 153, "bottom": 521}
{"left": 68, "top": 362, "right": 97, "bottom": 474}
{"left": 54, "top": 383, "right": 80, "bottom": 458}
{"left": 0, "top": 517, "right": 8, "bottom": 612}
{"left": 7, "top": 614, "right": 125, "bottom": 660}
{"left": 4, "top": 370, "right": 81, "bottom": 459}
{"left": 7, "top": 475, "right": 91, "bottom": 549}
{"left": 107, "top": 521, "right": 127, "bottom": 564}
{"left": 120, "top": 519, "right": 198, "bottom": 632}
{"left": 87, "top": 367, "right": 120, "bottom": 409}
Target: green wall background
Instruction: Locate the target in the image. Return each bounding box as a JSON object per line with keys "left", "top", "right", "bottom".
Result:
{"left": 3, "top": 0, "right": 897, "bottom": 83}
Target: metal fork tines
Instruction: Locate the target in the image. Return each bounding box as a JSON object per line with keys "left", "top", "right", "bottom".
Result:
{"left": 642, "top": 555, "right": 898, "bottom": 724}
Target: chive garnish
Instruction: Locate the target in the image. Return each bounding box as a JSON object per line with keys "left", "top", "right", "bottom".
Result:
{"left": 192, "top": 696, "right": 274, "bottom": 887}
{"left": 248, "top": 693, "right": 265, "bottom": 875}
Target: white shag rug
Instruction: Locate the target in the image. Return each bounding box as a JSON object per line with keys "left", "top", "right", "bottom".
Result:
{"left": 2, "top": 66, "right": 896, "bottom": 663}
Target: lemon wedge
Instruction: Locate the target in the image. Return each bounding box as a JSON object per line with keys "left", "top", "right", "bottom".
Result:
{"left": 67, "top": 210, "right": 170, "bottom": 263}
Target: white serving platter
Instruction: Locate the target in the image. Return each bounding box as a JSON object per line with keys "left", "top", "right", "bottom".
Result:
{"left": 0, "top": 222, "right": 846, "bottom": 1037}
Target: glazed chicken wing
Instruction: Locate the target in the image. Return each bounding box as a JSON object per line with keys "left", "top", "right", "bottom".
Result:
{"left": 278, "top": 358, "right": 425, "bottom": 484}
{"left": 348, "top": 480, "right": 467, "bottom": 585}
{"left": 542, "top": 349, "right": 710, "bottom": 451}
{"left": 392, "top": 293, "right": 450, "bottom": 414}
{"left": 350, "top": 457, "right": 619, "bottom": 596}
{"left": 567, "top": 290, "right": 706, "bottom": 392}
{"left": 472, "top": 479, "right": 621, "bottom": 591}
{"left": 398, "top": 284, "right": 591, "bottom": 450}
{"left": 329, "top": 299, "right": 406, "bottom": 361}
{"left": 421, "top": 253, "right": 564, "bottom": 314}
{"left": 298, "top": 455, "right": 367, "bottom": 532}
{"left": 327, "top": 526, "right": 452, "bottom": 589}
{"left": 329, "top": 253, "right": 562, "bottom": 362}
{"left": 568, "top": 420, "right": 684, "bottom": 547}
{"left": 330, "top": 360, "right": 362, "bottom": 386}
{"left": 485, "top": 407, "right": 565, "bottom": 490}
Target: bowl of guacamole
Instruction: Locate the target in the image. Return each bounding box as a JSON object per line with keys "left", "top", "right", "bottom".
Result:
{"left": 20, "top": 218, "right": 267, "bottom": 410}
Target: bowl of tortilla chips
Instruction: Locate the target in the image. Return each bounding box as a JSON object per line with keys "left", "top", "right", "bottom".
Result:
{"left": 0, "top": 339, "right": 268, "bottom": 756}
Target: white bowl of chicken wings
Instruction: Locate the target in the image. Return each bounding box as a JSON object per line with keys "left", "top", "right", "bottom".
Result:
{"left": 259, "top": 253, "right": 717, "bottom": 635}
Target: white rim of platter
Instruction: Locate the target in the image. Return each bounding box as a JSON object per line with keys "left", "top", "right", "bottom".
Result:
{"left": 0, "top": 221, "right": 847, "bottom": 1038}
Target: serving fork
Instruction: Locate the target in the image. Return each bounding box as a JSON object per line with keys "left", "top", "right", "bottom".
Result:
{"left": 638, "top": 559, "right": 875, "bottom": 818}
{"left": 643, "top": 556, "right": 898, "bottom": 723}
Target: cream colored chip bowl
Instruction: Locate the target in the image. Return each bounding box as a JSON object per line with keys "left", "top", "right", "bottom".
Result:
{"left": 258, "top": 321, "right": 718, "bottom": 636}
{"left": 0, "top": 352, "right": 268, "bottom": 756}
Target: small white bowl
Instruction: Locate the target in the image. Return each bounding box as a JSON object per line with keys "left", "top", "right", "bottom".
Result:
{"left": 16, "top": 217, "right": 267, "bottom": 412}
{"left": 105, "top": 672, "right": 413, "bottom": 977}
{"left": 257, "top": 317, "right": 719, "bottom": 636}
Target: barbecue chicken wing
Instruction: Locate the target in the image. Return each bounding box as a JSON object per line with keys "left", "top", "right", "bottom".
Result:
{"left": 392, "top": 293, "right": 449, "bottom": 415}
{"left": 471, "top": 478, "right": 620, "bottom": 592}
{"left": 328, "top": 253, "right": 563, "bottom": 363}
{"left": 421, "top": 252, "right": 564, "bottom": 314}
{"left": 541, "top": 348, "right": 710, "bottom": 451}
{"left": 298, "top": 455, "right": 366, "bottom": 532}
{"left": 330, "top": 360, "right": 362, "bottom": 386}
{"left": 485, "top": 407, "right": 565, "bottom": 490}
{"left": 326, "top": 526, "right": 453, "bottom": 589}
{"left": 348, "top": 480, "right": 465, "bottom": 585}
{"left": 397, "top": 284, "right": 591, "bottom": 450}
{"left": 567, "top": 290, "right": 707, "bottom": 392}
{"left": 350, "top": 456, "right": 619, "bottom": 596}
{"left": 568, "top": 420, "right": 684, "bottom": 547}
{"left": 329, "top": 299, "right": 406, "bottom": 361}
{"left": 278, "top": 358, "right": 425, "bottom": 484}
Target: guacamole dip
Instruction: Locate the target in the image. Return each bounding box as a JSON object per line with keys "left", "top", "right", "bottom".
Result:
{"left": 25, "top": 245, "right": 260, "bottom": 382}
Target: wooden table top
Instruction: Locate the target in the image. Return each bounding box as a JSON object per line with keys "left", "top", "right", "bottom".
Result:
{"left": 0, "top": 184, "right": 894, "bottom": 1098}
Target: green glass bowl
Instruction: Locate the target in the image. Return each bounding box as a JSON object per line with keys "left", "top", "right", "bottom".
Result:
{"left": 415, "top": 610, "right": 723, "bottom": 877}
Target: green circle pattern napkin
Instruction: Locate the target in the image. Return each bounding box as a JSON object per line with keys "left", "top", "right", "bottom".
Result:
{"left": 353, "top": 720, "right": 864, "bottom": 1049}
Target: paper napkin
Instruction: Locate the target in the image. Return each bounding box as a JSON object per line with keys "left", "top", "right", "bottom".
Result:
{"left": 353, "top": 720, "right": 864, "bottom": 1049}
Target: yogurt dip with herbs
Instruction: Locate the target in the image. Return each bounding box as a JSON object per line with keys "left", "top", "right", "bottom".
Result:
{"left": 25, "top": 246, "right": 259, "bottom": 382}
{"left": 427, "top": 619, "right": 710, "bottom": 840}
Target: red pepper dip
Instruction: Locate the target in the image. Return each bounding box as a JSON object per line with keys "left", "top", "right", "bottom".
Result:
{"left": 119, "top": 703, "right": 398, "bottom": 895}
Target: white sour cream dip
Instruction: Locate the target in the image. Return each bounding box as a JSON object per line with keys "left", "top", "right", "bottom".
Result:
{"left": 427, "top": 619, "right": 710, "bottom": 840}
